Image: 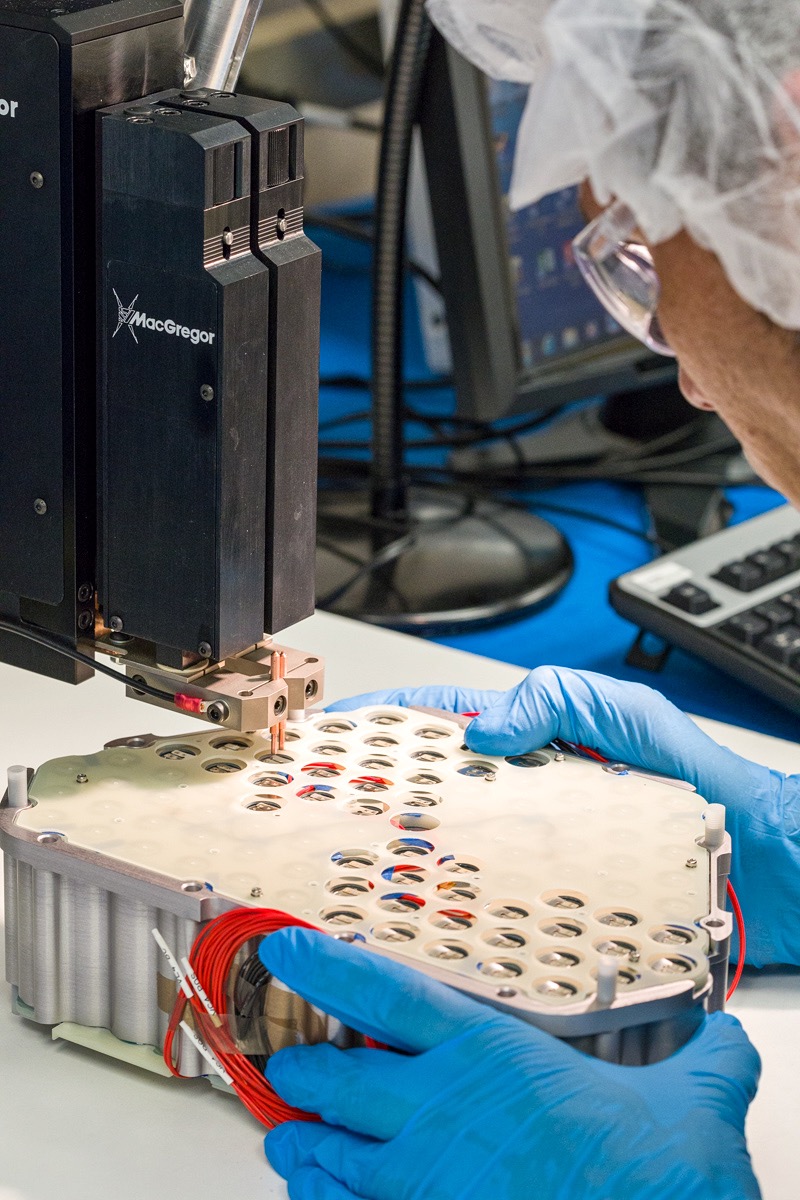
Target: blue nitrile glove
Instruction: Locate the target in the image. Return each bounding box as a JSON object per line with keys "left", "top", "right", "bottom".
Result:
{"left": 329, "top": 669, "right": 800, "bottom": 967}
{"left": 260, "top": 928, "right": 761, "bottom": 1200}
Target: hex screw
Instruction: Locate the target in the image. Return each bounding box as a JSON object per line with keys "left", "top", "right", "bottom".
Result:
{"left": 222, "top": 229, "right": 234, "bottom": 248}
{"left": 76, "top": 773, "right": 88, "bottom": 785}
{"left": 198, "top": 641, "right": 213, "bottom": 658}
{"left": 250, "top": 887, "right": 263, "bottom": 899}
{"left": 78, "top": 611, "right": 93, "bottom": 631}
{"left": 109, "top": 616, "right": 124, "bottom": 633}
{"left": 30, "top": 172, "right": 45, "bottom": 189}
{"left": 77, "top": 583, "right": 93, "bottom": 603}
{"left": 554, "top": 751, "right": 565, "bottom": 763}
{"left": 685, "top": 858, "right": 698, "bottom": 869}
{"left": 274, "top": 696, "right": 287, "bottom": 716}
{"left": 305, "top": 680, "right": 318, "bottom": 700}
{"left": 207, "top": 701, "right": 229, "bottom": 724}
{"left": 200, "top": 385, "right": 214, "bottom": 402}
{"left": 33, "top": 499, "right": 47, "bottom": 516}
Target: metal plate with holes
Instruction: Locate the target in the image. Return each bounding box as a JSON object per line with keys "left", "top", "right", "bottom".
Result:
{"left": 1, "top": 707, "right": 731, "bottom": 1054}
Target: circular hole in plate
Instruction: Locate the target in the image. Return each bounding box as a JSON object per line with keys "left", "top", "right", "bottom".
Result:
{"left": 486, "top": 900, "right": 529, "bottom": 921}
{"left": 429, "top": 908, "right": 475, "bottom": 931}
{"left": 359, "top": 756, "right": 395, "bottom": 771}
{"left": 391, "top": 813, "right": 440, "bottom": 832}
{"left": 410, "top": 749, "right": 446, "bottom": 763}
{"left": 457, "top": 761, "right": 497, "bottom": 780}
{"left": 246, "top": 795, "right": 283, "bottom": 812}
{"left": 596, "top": 908, "right": 641, "bottom": 928}
{"left": 400, "top": 791, "right": 441, "bottom": 808}
{"left": 211, "top": 737, "right": 252, "bottom": 752}
{"left": 256, "top": 752, "right": 294, "bottom": 765}
{"left": 350, "top": 776, "right": 393, "bottom": 793}
{"left": 435, "top": 880, "right": 480, "bottom": 900}
{"left": 158, "top": 744, "right": 200, "bottom": 760}
{"left": 437, "top": 855, "right": 482, "bottom": 875}
{"left": 541, "top": 890, "right": 587, "bottom": 910}
{"left": 346, "top": 799, "right": 389, "bottom": 817}
{"left": 316, "top": 719, "right": 356, "bottom": 734}
{"left": 479, "top": 959, "right": 524, "bottom": 979}
{"left": 534, "top": 977, "right": 578, "bottom": 998}
{"left": 372, "top": 921, "right": 417, "bottom": 943}
{"left": 297, "top": 784, "right": 337, "bottom": 801}
{"left": 649, "top": 954, "right": 695, "bottom": 975}
{"left": 595, "top": 938, "right": 639, "bottom": 958}
{"left": 537, "top": 948, "right": 581, "bottom": 969}
{"left": 284, "top": 730, "right": 302, "bottom": 743}
{"left": 425, "top": 940, "right": 470, "bottom": 961}
{"left": 363, "top": 734, "right": 399, "bottom": 748}
{"left": 181, "top": 880, "right": 205, "bottom": 893}
{"left": 326, "top": 877, "right": 373, "bottom": 897}
{"left": 331, "top": 848, "right": 378, "bottom": 868}
{"left": 320, "top": 906, "right": 365, "bottom": 926}
{"left": 382, "top": 864, "right": 427, "bottom": 884}
{"left": 483, "top": 928, "right": 527, "bottom": 950}
{"left": 203, "top": 760, "right": 246, "bottom": 774}
{"left": 378, "top": 892, "right": 425, "bottom": 913}
{"left": 313, "top": 743, "right": 348, "bottom": 756}
{"left": 251, "top": 771, "right": 292, "bottom": 787}
{"left": 539, "top": 919, "right": 586, "bottom": 939}
{"left": 367, "top": 712, "right": 407, "bottom": 726}
{"left": 387, "top": 837, "right": 434, "bottom": 857}
{"left": 405, "top": 771, "right": 443, "bottom": 786}
{"left": 591, "top": 965, "right": 639, "bottom": 987}
{"left": 37, "top": 832, "right": 64, "bottom": 844}
{"left": 505, "top": 752, "right": 549, "bottom": 768}
{"left": 414, "top": 726, "right": 451, "bottom": 740}
{"left": 302, "top": 762, "right": 345, "bottom": 778}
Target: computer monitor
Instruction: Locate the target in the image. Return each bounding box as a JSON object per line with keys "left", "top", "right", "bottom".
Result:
{"left": 416, "top": 31, "right": 677, "bottom": 422}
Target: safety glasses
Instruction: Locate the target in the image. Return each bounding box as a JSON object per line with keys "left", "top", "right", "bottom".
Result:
{"left": 572, "top": 199, "right": 675, "bottom": 357}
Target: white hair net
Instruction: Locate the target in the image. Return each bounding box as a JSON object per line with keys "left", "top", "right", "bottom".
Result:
{"left": 426, "top": 0, "right": 800, "bottom": 330}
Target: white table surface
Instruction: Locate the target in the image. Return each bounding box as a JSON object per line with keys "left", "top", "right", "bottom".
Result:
{"left": 0, "top": 611, "right": 797, "bottom": 1199}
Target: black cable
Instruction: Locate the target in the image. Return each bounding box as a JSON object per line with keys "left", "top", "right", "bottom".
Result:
{"left": 307, "top": 213, "right": 443, "bottom": 293}
{"left": 371, "top": 0, "right": 432, "bottom": 521}
{"left": 300, "top": 0, "right": 385, "bottom": 77}
{"left": 0, "top": 619, "right": 175, "bottom": 703}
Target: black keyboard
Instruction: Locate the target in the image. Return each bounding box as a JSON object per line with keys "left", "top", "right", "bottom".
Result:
{"left": 610, "top": 505, "right": 800, "bottom": 714}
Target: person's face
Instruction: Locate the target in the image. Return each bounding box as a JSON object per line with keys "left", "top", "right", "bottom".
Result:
{"left": 579, "top": 183, "right": 800, "bottom": 507}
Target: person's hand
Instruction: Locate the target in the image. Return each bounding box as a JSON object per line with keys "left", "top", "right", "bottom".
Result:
{"left": 329, "top": 669, "right": 800, "bottom": 966}
{"left": 260, "top": 928, "right": 762, "bottom": 1200}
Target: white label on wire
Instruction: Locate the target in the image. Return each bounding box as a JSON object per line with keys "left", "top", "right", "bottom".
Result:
{"left": 179, "top": 1021, "right": 234, "bottom": 1086}
{"left": 631, "top": 562, "right": 694, "bottom": 594}
{"left": 181, "top": 956, "right": 222, "bottom": 1026}
{"left": 151, "top": 928, "right": 192, "bottom": 998}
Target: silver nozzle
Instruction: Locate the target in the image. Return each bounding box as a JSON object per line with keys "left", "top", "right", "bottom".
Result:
{"left": 183, "top": 0, "right": 265, "bottom": 92}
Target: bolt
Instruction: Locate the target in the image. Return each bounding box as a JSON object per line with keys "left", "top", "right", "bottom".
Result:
{"left": 207, "top": 701, "right": 229, "bottom": 724}
{"left": 250, "top": 887, "right": 263, "bottom": 899}
{"left": 685, "top": 858, "right": 698, "bottom": 869}
{"left": 77, "top": 583, "right": 93, "bottom": 603}
{"left": 30, "top": 172, "right": 45, "bottom": 189}
{"left": 109, "top": 616, "right": 124, "bottom": 633}
{"left": 274, "top": 696, "right": 287, "bottom": 717}
{"left": 76, "top": 773, "right": 88, "bottom": 785}
{"left": 305, "top": 679, "right": 318, "bottom": 700}
{"left": 222, "top": 229, "right": 234, "bottom": 248}
{"left": 554, "top": 751, "right": 565, "bottom": 763}
{"left": 78, "top": 611, "right": 93, "bottom": 631}
{"left": 33, "top": 499, "right": 47, "bottom": 516}
{"left": 200, "top": 385, "right": 214, "bottom": 402}
{"left": 198, "top": 641, "right": 213, "bottom": 658}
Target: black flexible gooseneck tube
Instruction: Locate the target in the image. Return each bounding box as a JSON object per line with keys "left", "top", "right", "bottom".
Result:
{"left": 370, "top": 0, "right": 432, "bottom": 524}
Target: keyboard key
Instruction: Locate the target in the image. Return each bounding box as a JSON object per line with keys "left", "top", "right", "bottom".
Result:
{"left": 779, "top": 588, "right": 800, "bottom": 619}
{"left": 661, "top": 583, "right": 719, "bottom": 615}
{"left": 771, "top": 540, "right": 800, "bottom": 573}
{"left": 745, "top": 548, "right": 791, "bottom": 583}
{"left": 753, "top": 599, "right": 795, "bottom": 629}
{"left": 713, "top": 560, "right": 765, "bottom": 591}
{"left": 757, "top": 624, "right": 800, "bottom": 665}
{"left": 720, "top": 613, "right": 770, "bottom": 646}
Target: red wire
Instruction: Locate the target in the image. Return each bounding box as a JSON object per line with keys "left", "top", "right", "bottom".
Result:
{"left": 726, "top": 881, "right": 746, "bottom": 1002}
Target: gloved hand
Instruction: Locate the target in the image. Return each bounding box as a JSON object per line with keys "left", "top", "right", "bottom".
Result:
{"left": 329, "top": 669, "right": 800, "bottom": 967}
{"left": 261, "top": 928, "right": 762, "bottom": 1200}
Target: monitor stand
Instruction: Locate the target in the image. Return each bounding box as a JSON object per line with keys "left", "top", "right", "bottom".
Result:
{"left": 316, "top": 487, "right": 573, "bottom": 634}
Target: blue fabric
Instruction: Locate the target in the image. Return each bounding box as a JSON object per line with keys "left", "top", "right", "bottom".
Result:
{"left": 330, "top": 670, "right": 800, "bottom": 968}
{"left": 260, "top": 928, "right": 761, "bottom": 1200}
{"left": 315, "top": 218, "right": 800, "bottom": 743}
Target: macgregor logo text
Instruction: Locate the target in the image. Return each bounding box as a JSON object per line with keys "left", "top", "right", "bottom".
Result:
{"left": 0, "top": 99, "right": 19, "bottom": 118}
{"left": 113, "top": 290, "right": 216, "bottom": 346}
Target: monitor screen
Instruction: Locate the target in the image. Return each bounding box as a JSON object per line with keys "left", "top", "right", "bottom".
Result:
{"left": 490, "top": 80, "right": 628, "bottom": 374}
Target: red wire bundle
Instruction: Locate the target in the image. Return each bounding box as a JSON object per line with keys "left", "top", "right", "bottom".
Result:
{"left": 164, "top": 908, "right": 325, "bottom": 1128}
